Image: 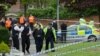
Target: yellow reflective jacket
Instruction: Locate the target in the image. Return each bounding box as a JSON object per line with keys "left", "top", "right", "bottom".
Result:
{"left": 44, "top": 27, "right": 56, "bottom": 41}
{"left": 34, "top": 23, "right": 43, "bottom": 29}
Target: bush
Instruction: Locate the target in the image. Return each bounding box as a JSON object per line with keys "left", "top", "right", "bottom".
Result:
{"left": 0, "top": 26, "right": 10, "bottom": 45}
{"left": 27, "top": 7, "right": 79, "bottom": 19}
{"left": 20, "top": 5, "right": 99, "bottom": 19}
{"left": 27, "top": 7, "right": 56, "bottom": 19}
{"left": 0, "top": 41, "right": 10, "bottom": 53}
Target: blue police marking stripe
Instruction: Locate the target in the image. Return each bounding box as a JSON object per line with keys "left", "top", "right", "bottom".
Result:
{"left": 69, "top": 31, "right": 77, "bottom": 35}
{"left": 85, "top": 30, "right": 92, "bottom": 34}
{"left": 69, "top": 30, "right": 92, "bottom": 35}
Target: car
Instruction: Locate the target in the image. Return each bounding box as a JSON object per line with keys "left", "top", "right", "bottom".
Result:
{"left": 57, "top": 24, "right": 100, "bottom": 42}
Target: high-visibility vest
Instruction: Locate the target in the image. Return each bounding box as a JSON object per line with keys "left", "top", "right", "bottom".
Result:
{"left": 89, "top": 21, "right": 94, "bottom": 27}
{"left": 44, "top": 27, "right": 56, "bottom": 41}
{"left": 5, "top": 19, "right": 11, "bottom": 28}
{"left": 79, "top": 18, "right": 86, "bottom": 25}
{"left": 29, "top": 16, "right": 35, "bottom": 24}
{"left": 34, "top": 23, "right": 43, "bottom": 29}
{"left": 19, "top": 16, "right": 25, "bottom": 24}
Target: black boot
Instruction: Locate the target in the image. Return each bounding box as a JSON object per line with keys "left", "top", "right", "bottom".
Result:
{"left": 26, "top": 49, "right": 30, "bottom": 54}
{"left": 51, "top": 50, "right": 55, "bottom": 52}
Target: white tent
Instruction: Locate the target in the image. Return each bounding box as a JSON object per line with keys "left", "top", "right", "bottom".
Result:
{"left": 5, "top": 13, "right": 18, "bottom": 17}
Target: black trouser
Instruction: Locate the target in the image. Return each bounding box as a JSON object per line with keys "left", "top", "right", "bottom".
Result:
{"left": 45, "top": 38, "right": 54, "bottom": 51}
{"left": 35, "top": 38, "right": 43, "bottom": 52}
{"left": 36, "top": 43, "right": 43, "bottom": 52}
{"left": 61, "top": 31, "right": 66, "bottom": 42}
{"left": 21, "top": 35, "right": 30, "bottom": 53}
{"left": 12, "top": 35, "right": 19, "bottom": 50}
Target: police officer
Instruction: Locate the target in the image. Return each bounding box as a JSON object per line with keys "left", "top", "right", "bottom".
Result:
{"left": 52, "top": 21, "right": 58, "bottom": 31}
{"left": 33, "top": 24, "right": 44, "bottom": 52}
{"left": 61, "top": 22, "right": 67, "bottom": 43}
{"left": 44, "top": 23, "right": 56, "bottom": 52}
{"left": 34, "top": 22, "right": 43, "bottom": 29}
{"left": 21, "top": 22, "right": 31, "bottom": 54}
{"left": 52, "top": 21, "right": 58, "bottom": 42}
{"left": 12, "top": 22, "right": 24, "bottom": 50}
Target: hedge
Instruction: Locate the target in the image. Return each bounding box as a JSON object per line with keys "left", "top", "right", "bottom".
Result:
{"left": 0, "top": 26, "right": 10, "bottom": 45}
{"left": 27, "top": 7, "right": 56, "bottom": 19}
{"left": 18, "top": 6, "right": 99, "bottom": 19}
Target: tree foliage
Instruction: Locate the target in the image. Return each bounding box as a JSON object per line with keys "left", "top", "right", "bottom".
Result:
{"left": 60, "top": 0, "right": 100, "bottom": 9}
{"left": 5, "top": 0, "right": 17, "bottom": 5}
{"left": 1, "top": 0, "right": 99, "bottom": 19}
{"left": 0, "top": 0, "right": 17, "bottom": 18}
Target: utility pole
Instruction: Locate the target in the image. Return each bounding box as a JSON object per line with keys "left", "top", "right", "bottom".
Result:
{"left": 57, "top": 0, "right": 60, "bottom": 30}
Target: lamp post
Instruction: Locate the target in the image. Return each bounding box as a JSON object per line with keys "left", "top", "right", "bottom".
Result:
{"left": 57, "top": 0, "right": 60, "bottom": 30}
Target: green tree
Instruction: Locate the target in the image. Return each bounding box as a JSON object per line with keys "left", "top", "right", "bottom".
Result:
{"left": 21, "top": 0, "right": 34, "bottom": 16}
{"left": 60, "top": 0, "right": 100, "bottom": 17}
{"left": 0, "top": 0, "right": 17, "bottom": 18}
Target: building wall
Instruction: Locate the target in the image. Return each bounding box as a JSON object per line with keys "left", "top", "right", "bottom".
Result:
{"left": 8, "top": 0, "right": 21, "bottom": 13}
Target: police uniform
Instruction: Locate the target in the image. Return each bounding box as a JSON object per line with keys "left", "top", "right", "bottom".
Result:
{"left": 33, "top": 25, "right": 44, "bottom": 52}
{"left": 44, "top": 24, "right": 56, "bottom": 52}
{"left": 12, "top": 24, "right": 23, "bottom": 50}
{"left": 21, "top": 24, "right": 31, "bottom": 54}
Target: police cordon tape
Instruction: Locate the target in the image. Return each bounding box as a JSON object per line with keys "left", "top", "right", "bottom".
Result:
{"left": 40, "top": 19, "right": 100, "bottom": 24}
{"left": 55, "top": 44, "right": 100, "bottom": 56}
{"left": 55, "top": 20, "right": 100, "bottom": 25}
{"left": 32, "top": 40, "right": 87, "bottom": 56}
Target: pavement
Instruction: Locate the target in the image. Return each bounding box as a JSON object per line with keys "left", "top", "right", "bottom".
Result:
{"left": 11, "top": 33, "right": 83, "bottom": 56}
{"left": 18, "top": 35, "right": 47, "bottom": 56}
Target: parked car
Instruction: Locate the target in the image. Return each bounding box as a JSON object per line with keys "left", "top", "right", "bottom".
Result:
{"left": 57, "top": 24, "right": 100, "bottom": 42}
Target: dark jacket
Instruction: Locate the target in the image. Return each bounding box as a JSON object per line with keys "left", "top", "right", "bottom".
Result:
{"left": 61, "top": 23, "right": 67, "bottom": 32}
{"left": 33, "top": 28, "right": 44, "bottom": 42}
{"left": 21, "top": 25, "right": 30, "bottom": 36}
{"left": 52, "top": 22, "right": 57, "bottom": 31}
{"left": 45, "top": 28, "right": 55, "bottom": 41}
{"left": 12, "top": 25, "right": 19, "bottom": 37}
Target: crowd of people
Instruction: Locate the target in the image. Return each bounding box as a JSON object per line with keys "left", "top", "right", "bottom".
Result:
{"left": 0, "top": 15, "right": 67, "bottom": 54}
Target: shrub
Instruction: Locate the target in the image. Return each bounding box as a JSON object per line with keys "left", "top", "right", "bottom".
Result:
{"left": 27, "top": 7, "right": 56, "bottom": 19}
{"left": 0, "top": 41, "right": 10, "bottom": 53}
{"left": 0, "top": 26, "right": 10, "bottom": 45}
{"left": 27, "top": 7, "right": 79, "bottom": 19}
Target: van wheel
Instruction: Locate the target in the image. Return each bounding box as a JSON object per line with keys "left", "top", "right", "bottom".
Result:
{"left": 88, "top": 35, "right": 97, "bottom": 42}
